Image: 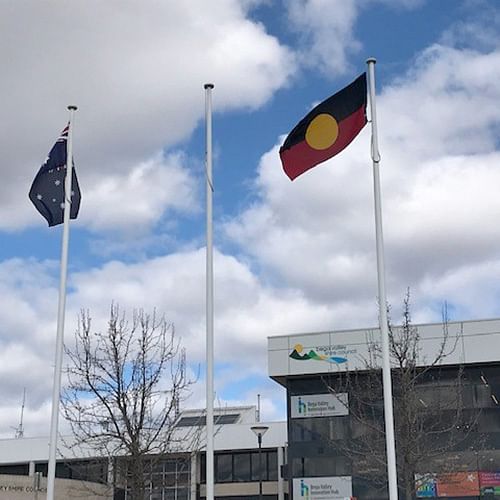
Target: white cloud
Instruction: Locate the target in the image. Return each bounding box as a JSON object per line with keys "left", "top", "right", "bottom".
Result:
{"left": 3, "top": 0, "right": 500, "bottom": 441}
{"left": 225, "top": 41, "right": 500, "bottom": 326}
{"left": 418, "top": 259, "right": 500, "bottom": 321}
{"left": 286, "top": 0, "right": 361, "bottom": 75}
{"left": 283, "top": 0, "right": 427, "bottom": 77}
{"left": 0, "top": 242, "right": 379, "bottom": 436}
{"left": 82, "top": 151, "right": 199, "bottom": 232}
{"left": 0, "top": 0, "right": 296, "bottom": 231}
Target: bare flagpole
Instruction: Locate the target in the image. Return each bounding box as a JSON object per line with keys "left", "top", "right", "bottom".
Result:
{"left": 366, "top": 58, "right": 399, "bottom": 500}
{"left": 204, "top": 83, "right": 215, "bottom": 500}
{"left": 46, "top": 105, "right": 77, "bottom": 500}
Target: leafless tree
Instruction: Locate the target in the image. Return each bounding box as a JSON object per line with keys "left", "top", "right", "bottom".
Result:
{"left": 325, "top": 291, "right": 481, "bottom": 499}
{"left": 61, "top": 304, "right": 196, "bottom": 500}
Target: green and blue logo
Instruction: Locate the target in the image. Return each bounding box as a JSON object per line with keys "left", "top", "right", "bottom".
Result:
{"left": 297, "top": 396, "right": 307, "bottom": 415}
{"left": 300, "top": 479, "right": 310, "bottom": 499}
{"left": 289, "top": 344, "right": 347, "bottom": 364}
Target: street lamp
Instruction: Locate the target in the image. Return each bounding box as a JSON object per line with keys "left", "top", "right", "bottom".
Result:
{"left": 251, "top": 425, "right": 269, "bottom": 500}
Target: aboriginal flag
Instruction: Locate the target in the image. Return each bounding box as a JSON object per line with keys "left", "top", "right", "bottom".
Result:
{"left": 280, "top": 73, "right": 367, "bottom": 180}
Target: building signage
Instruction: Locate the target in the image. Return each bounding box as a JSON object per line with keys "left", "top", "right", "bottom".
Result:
{"left": 293, "top": 476, "right": 352, "bottom": 499}
{"left": 289, "top": 343, "right": 359, "bottom": 365}
{"left": 291, "top": 393, "right": 348, "bottom": 418}
{"left": 417, "top": 471, "right": 500, "bottom": 497}
{"left": 436, "top": 472, "right": 479, "bottom": 497}
{"left": 416, "top": 474, "right": 437, "bottom": 498}
{"left": 0, "top": 484, "right": 46, "bottom": 494}
{"left": 479, "top": 471, "right": 500, "bottom": 496}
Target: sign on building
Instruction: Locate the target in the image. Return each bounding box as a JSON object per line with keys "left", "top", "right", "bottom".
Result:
{"left": 290, "top": 393, "right": 348, "bottom": 418}
{"left": 292, "top": 476, "right": 352, "bottom": 500}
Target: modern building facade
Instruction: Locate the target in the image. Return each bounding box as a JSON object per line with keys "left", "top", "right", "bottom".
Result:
{"left": 4, "top": 318, "right": 500, "bottom": 500}
{"left": 268, "top": 318, "right": 500, "bottom": 500}
{"left": 0, "top": 406, "right": 288, "bottom": 500}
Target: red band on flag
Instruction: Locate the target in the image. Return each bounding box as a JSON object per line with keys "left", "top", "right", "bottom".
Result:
{"left": 280, "top": 106, "right": 366, "bottom": 180}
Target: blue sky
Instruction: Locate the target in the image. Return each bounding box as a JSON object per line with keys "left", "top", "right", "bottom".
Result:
{"left": 1, "top": 0, "right": 500, "bottom": 437}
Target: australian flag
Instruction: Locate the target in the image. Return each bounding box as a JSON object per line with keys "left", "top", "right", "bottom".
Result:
{"left": 29, "top": 124, "right": 81, "bottom": 227}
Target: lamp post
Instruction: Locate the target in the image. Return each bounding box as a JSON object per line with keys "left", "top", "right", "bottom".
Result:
{"left": 251, "top": 425, "right": 269, "bottom": 500}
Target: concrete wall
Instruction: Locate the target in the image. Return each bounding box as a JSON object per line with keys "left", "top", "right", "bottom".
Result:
{"left": 0, "top": 474, "right": 112, "bottom": 500}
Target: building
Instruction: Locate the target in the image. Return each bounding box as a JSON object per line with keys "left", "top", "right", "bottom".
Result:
{"left": 268, "top": 318, "right": 500, "bottom": 500}
{"left": 0, "top": 406, "right": 288, "bottom": 500}
{"left": 4, "top": 318, "right": 500, "bottom": 499}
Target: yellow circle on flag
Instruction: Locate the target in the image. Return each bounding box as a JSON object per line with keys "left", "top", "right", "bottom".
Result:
{"left": 305, "top": 113, "right": 339, "bottom": 150}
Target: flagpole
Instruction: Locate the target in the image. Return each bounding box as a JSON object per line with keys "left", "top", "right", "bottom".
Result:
{"left": 204, "top": 83, "right": 215, "bottom": 500}
{"left": 46, "top": 105, "right": 77, "bottom": 500}
{"left": 366, "top": 58, "right": 399, "bottom": 500}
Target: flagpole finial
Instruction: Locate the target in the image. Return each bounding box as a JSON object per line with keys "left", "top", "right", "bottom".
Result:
{"left": 204, "top": 83, "right": 214, "bottom": 89}
{"left": 67, "top": 105, "right": 78, "bottom": 111}
{"left": 366, "top": 57, "right": 377, "bottom": 65}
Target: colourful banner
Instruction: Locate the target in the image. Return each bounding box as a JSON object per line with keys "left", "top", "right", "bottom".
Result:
{"left": 416, "top": 474, "right": 437, "bottom": 498}
{"left": 479, "top": 472, "right": 500, "bottom": 496}
{"left": 437, "top": 472, "right": 479, "bottom": 497}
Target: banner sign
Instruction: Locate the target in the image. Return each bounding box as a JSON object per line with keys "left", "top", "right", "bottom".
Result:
{"left": 479, "top": 472, "right": 500, "bottom": 496}
{"left": 293, "top": 476, "right": 352, "bottom": 500}
{"left": 291, "top": 393, "right": 348, "bottom": 418}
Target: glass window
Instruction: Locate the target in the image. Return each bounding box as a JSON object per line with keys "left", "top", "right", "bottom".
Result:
{"left": 292, "top": 457, "right": 304, "bottom": 477}
{"left": 177, "top": 471, "right": 190, "bottom": 485}
{"left": 165, "top": 460, "right": 177, "bottom": 473}
{"left": 164, "top": 490, "right": 176, "bottom": 500}
{"left": 215, "top": 414, "right": 240, "bottom": 424}
{"left": 304, "top": 456, "right": 333, "bottom": 477}
{"left": 151, "top": 460, "right": 164, "bottom": 473}
{"left": 177, "top": 488, "right": 189, "bottom": 500}
{"left": 200, "top": 454, "right": 206, "bottom": 483}
{"left": 251, "top": 451, "right": 266, "bottom": 481}
{"left": 151, "top": 474, "right": 165, "bottom": 490}
{"left": 267, "top": 451, "right": 278, "bottom": 481}
{"left": 291, "top": 416, "right": 349, "bottom": 443}
{"left": 55, "top": 463, "right": 71, "bottom": 479}
{"left": 479, "top": 409, "right": 500, "bottom": 432}
{"left": 216, "top": 454, "right": 232, "bottom": 482}
{"left": 35, "top": 463, "right": 48, "bottom": 476}
{"left": 164, "top": 473, "right": 176, "bottom": 487}
{"left": 303, "top": 456, "right": 350, "bottom": 477}
{"left": 475, "top": 383, "right": 496, "bottom": 408}
{"left": 233, "top": 453, "right": 251, "bottom": 482}
{"left": 0, "top": 464, "right": 29, "bottom": 476}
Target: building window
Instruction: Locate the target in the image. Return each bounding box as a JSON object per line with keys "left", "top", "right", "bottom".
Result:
{"left": 267, "top": 451, "right": 278, "bottom": 481}
{"left": 0, "top": 464, "right": 29, "bottom": 476}
{"left": 233, "top": 453, "right": 251, "bottom": 482}
{"left": 122, "top": 456, "right": 190, "bottom": 500}
{"left": 215, "top": 454, "right": 233, "bottom": 482}
{"left": 290, "top": 416, "right": 349, "bottom": 443}
{"left": 203, "top": 451, "right": 278, "bottom": 484}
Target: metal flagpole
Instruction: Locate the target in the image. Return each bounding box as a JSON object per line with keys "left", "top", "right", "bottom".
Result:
{"left": 204, "top": 83, "right": 215, "bottom": 500}
{"left": 366, "top": 58, "right": 399, "bottom": 500}
{"left": 46, "top": 105, "right": 77, "bottom": 500}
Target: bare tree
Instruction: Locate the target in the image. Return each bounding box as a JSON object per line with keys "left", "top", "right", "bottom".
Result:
{"left": 325, "top": 291, "right": 481, "bottom": 499}
{"left": 61, "top": 304, "right": 196, "bottom": 500}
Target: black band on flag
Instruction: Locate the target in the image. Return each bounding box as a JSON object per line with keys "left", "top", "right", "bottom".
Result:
{"left": 280, "top": 73, "right": 367, "bottom": 180}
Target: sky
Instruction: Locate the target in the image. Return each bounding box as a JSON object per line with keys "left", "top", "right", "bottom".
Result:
{"left": 1, "top": 0, "right": 500, "bottom": 439}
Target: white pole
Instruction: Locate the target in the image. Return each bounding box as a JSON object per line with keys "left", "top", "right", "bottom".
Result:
{"left": 366, "top": 58, "right": 399, "bottom": 500}
{"left": 204, "top": 83, "right": 215, "bottom": 500}
{"left": 46, "top": 105, "right": 77, "bottom": 500}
